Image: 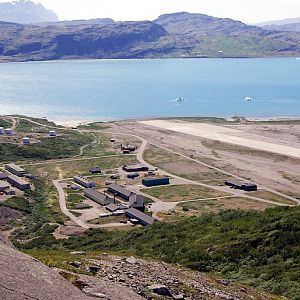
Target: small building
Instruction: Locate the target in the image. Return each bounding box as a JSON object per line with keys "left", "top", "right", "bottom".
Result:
{"left": 74, "top": 176, "right": 96, "bottom": 188}
{"left": 123, "top": 164, "right": 149, "bottom": 173}
{"left": 71, "top": 184, "right": 81, "bottom": 190}
{"left": 125, "top": 208, "right": 156, "bottom": 226}
{"left": 107, "top": 183, "right": 132, "bottom": 201}
{"left": 110, "top": 138, "right": 115, "bottom": 142}
{"left": 0, "top": 173, "right": 8, "bottom": 180}
{"left": 106, "top": 203, "right": 119, "bottom": 212}
{"left": 112, "top": 210, "right": 125, "bottom": 216}
{"left": 127, "top": 173, "right": 139, "bottom": 179}
{"left": 5, "top": 164, "right": 26, "bottom": 177}
{"left": 99, "top": 213, "right": 112, "bottom": 218}
{"left": 84, "top": 188, "right": 113, "bottom": 206}
{"left": 49, "top": 130, "right": 57, "bottom": 137}
{"left": 121, "top": 144, "right": 136, "bottom": 152}
{"left": 129, "top": 194, "right": 145, "bottom": 212}
{"left": 142, "top": 177, "right": 170, "bottom": 187}
{"left": 89, "top": 166, "right": 102, "bottom": 174}
{"left": 22, "top": 137, "right": 30, "bottom": 145}
{"left": 0, "top": 181, "right": 10, "bottom": 192}
{"left": 0, "top": 127, "right": 4, "bottom": 135}
{"left": 7, "top": 175, "right": 31, "bottom": 191}
{"left": 225, "top": 180, "right": 258, "bottom": 191}
{"left": 4, "top": 128, "right": 13, "bottom": 135}
{"left": 4, "top": 189, "right": 16, "bottom": 196}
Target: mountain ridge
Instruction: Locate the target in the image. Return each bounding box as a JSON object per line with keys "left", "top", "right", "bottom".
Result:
{"left": 1, "top": 11, "right": 300, "bottom": 62}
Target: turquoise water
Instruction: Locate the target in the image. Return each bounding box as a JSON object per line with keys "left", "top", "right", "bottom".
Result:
{"left": 0, "top": 58, "right": 300, "bottom": 123}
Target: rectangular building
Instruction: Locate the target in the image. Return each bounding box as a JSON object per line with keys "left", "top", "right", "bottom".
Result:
{"left": 123, "top": 164, "right": 149, "bottom": 172}
{"left": 107, "top": 183, "right": 132, "bottom": 201}
{"left": 129, "top": 194, "right": 145, "bottom": 212}
{"left": 74, "top": 176, "right": 96, "bottom": 188}
{"left": 225, "top": 180, "right": 257, "bottom": 191}
{"left": 84, "top": 188, "right": 113, "bottom": 206}
{"left": 7, "top": 175, "right": 31, "bottom": 191}
{"left": 142, "top": 177, "right": 170, "bottom": 187}
{"left": 121, "top": 144, "right": 136, "bottom": 152}
{"left": 5, "top": 164, "right": 26, "bottom": 177}
{"left": 125, "top": 208, "right": 156, "bottom": 226}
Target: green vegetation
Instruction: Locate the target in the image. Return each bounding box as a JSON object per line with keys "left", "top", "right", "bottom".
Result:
{"left": 66, "top": 193, "right": 84, "bottom": 209}
{"left": 141, "top": 185, "right": 230, "bottom": 202}
{"left": 18, "top": 206, "right": 300, "bottom": 299}
{"left": 27, "top": 155, "right": 138, "bottom": 179}
{"left": 0, "top": 118, "right": 11, "bottom": 128}
{"left": 11, "top": 178, "right": 65, "bottom": 248}
{"left": 0, "top": 131, "right": 93, "bottom": 162}
{"left": 1, "top": 197, "right": 32, "bottom": 213}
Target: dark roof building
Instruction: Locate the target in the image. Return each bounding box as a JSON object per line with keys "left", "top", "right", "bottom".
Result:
{"left": 127, "top": 173, "right": 139, "bottom": 179}
{"left": 225, "top": 180, "right": 258, "bottom": 191}
{"left": 74, "top": 176, "right": 96, "bottom": 188}
{"left": 106, "top": 203, "right": 119, "bottom": 212}
{"left": 107, "top": 183, "right": 132, "bottom": 201}
{"left": 129, "top": 194, "right": 145, "bottom": 212}
{"left": 84, "top": 188, "right": 113, "bottom": 206}
{"left": 89, "top": 166, "right": 102, "bottom": 174}
{"left": 7, "top": 175, "right": 31, "bottom": 191}
{"left": 121, "top": 144, "right": 136, "bottom": 152}
{"left": 5, "top": 164, "right": 26, "bottom": 177}
{"left": 123, "top": 164, "right": 149, "bottom": 172}
{"left": 125, "top": 208, "right": 156, "bottom": 226}
{"left": 142, "top": 177, "right": 170, "bottom": 187}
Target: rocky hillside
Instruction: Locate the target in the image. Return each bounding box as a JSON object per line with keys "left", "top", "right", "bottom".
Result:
{"left": 0, "top": 0, "right": 59, "bottom": 24}
{"left": 1, "top": 12, "right": 300, "bottom": 61}
{"left": 0, "top": 20, "right": 168, "bottom": 61}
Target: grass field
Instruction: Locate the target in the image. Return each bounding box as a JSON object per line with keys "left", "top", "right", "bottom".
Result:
{"left": 141, "top": 184, "right": 230, "bottom": 202}
{"left": 26, "top": 155, "right": 138, "bottom": 179}
{"left": 144, "top": 144, "right": 232, "bottom": 184}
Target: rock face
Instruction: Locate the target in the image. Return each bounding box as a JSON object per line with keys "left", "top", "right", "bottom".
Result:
{"left": 0, "top": 0, "right": 59, "bottom": 24}
{"left": 0, "top": 239, "right": 91, "bottom": 300}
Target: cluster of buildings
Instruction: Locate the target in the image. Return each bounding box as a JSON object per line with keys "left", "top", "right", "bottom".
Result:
{"left": 0, "top": 164, "right": 31, "bottom": 196}
{"left": 72, "top": 172, "right": 156, "bottom": 225}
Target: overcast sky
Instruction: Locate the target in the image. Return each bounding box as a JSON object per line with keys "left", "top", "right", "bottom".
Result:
{"left": 4, "top": 0, "right": 300, "bottom": 23}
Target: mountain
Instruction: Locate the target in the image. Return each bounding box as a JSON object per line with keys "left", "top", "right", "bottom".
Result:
{"left": 0, "top": 0, "right": 59, "bottom": 24}
{"left": 262, "top": 23, "right": 300, "bottom": 32}
{"left": 38, "top": 18, "right": 115, "bottom": 27}
{"left": 256, "top": 17, "right": 300, "bottom": 26}
{"left": 1, "top": 12, "right": 300, "bottom": 62}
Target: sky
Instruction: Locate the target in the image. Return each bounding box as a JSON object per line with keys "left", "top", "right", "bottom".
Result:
{"left": 3, "top": 0, "right": 300, "bottom": 23}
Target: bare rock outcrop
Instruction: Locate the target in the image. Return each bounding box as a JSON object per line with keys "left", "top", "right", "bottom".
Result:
{"left": 0, "top": 240, "right": 91, "bottom": 300}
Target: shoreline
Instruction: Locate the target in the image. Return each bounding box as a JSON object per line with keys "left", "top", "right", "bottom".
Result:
{"left": 0, "top": 56, "right": 299, "bottom": 65}
{"left": 20, "top": 116, "right": 300, "bottom": 127}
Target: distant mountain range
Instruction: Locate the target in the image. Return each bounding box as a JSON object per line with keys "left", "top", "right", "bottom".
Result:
{"left": 256, "top": 17, "right": 300, "bottom": 32}
{"left": 256, "top": 17, "right": 300, "bottom": 27}
{"left": 0, "top": 0, "right": 58, "bottom": 24}
{"left": 1, "top": 11, "right": 300, "bottom": 62}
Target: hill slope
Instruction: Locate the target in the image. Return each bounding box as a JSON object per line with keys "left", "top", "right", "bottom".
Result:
{"left": 57, "top": 206, "right": 300, "bottom": 299}
{"left": 0, "top": 0, "right": 59, "bottom": 24}
{"left": 1, "top": 12, "right": 300, "bottom": 61}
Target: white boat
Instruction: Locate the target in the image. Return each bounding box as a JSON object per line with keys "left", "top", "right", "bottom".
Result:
{"left": 245, "top": 97, "right": 252, "bottom": 102}
{"left": 175, "top": 97, "right": 184, "bottom": 103}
